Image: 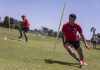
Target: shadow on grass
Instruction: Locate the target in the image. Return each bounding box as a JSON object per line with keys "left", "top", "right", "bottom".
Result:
{"left": 7, "top": 38, "right": 24, "bottom": 42}
{"left": 94, "top": 48, "right": 100, "bottom": 50}
{"left": 44, "top": 59, "right": 81, "bottom": 68}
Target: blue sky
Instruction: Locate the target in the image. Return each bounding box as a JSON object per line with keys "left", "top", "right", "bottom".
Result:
{"left": 0, "top": 0, "right": 100, "bottom": 39}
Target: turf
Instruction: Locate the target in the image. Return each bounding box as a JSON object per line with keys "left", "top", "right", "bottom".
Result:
{"left": 0, "top": 27, "right": 100, "bottom": 70}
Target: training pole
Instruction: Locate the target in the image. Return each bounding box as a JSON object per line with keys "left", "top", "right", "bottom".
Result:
{"left": 9, "top": 17, "right": 10, "bottom": 32}
{"left": 52, "top": 3, "right": 66, "bottom": 59}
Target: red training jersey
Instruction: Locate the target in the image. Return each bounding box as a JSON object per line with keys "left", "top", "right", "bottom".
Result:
{"left": 62, "top": 22, "right": 82, "bottom": 41}
{"left": 22, "top": 18, "right": 30, "bottom": 28}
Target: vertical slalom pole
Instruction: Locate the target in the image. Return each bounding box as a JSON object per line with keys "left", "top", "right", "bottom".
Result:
{"left": 9, "top": 17, "right": 10, "bottom": 32}
{"left": 52, "top": 3, "right": 66, "bottom": 59}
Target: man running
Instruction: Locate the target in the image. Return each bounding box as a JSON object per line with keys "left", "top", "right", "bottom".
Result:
{"left": 62, "top": 13, "right": 89, "bottom": 66}
{"left": 19, "top": 15, "right": 30, "bottom": 42}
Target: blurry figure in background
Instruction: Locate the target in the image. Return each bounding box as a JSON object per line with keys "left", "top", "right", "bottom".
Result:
{"left": 91, "top": 35, "right": 98, "bottom": 48}
{"left": 18, "top": 15, "right": 30, "bottom": 42}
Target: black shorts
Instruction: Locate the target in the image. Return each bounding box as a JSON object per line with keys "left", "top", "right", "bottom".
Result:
{"left": 22, "top": 27, "right": 29, "bottom": 32}
{"left": 92, "top": 41, "right": 96, "bottom": 44}
{"left": 65, "top": 41, "right": 80, "bottom": 49}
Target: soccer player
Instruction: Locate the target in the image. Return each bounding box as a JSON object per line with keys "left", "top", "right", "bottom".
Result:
{"left": 18, "top": 15, "right": 30, "bottom": 42}
{"left": 62, "top": 13, "right": 89, "bottom": 66}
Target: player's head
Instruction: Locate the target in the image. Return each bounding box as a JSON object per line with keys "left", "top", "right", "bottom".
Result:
{"left": 69, "top": 13, "right": 76, "bottom": 24}
{"left": 21, "top": 15, "right": 26, "bottom": 19}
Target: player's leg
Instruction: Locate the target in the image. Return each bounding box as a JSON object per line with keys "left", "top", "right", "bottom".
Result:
{"left": 23, "top": 32, "right": 28, "bottom": 42}
{"left": 72, "top": 41, "right": 86, "bottom": 66}
{"left": 76, "top": 47, "right": 87, "bottom": 66}
{"left": 65, "top": 43, "right": 79, "bottom": 61}
{"left": 23, "top": 27, "right": 29, "bottom": 42}
{"left": 18, "top": 27, "right": 23, "bottom": 38}
{"left": 76, "top": 47, "right": 84, "bottom": 61}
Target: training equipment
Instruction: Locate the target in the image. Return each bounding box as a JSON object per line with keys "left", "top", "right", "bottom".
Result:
{"left": 51, "top": 3, "right": 66, "bottom": 59}
{"left": 9, "top": 17, "right": 10, "bottom": 32}
{"left": 3, "top": 37, "right": 7, "bottom": 40}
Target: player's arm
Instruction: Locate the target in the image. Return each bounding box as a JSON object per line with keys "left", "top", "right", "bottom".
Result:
{"left": 80, "top": 33, "right": 89, "bottom": 49}
{"left": 77, "top": 24, "right": 89, "bottom": 49}
{"left": 61, "top": 32, "right": 66, "bottom": 47}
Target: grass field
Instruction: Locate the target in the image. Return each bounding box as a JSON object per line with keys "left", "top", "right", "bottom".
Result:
{"left": 0, "top": 27, "right": 100, "bottom": 70}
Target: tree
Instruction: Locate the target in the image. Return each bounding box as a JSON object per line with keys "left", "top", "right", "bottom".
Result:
{"left": 3, "top": 16, "right": 10, "bottom": 27}
{"left": 10, "top": 17, "right": 15, "bottom": 29}
{"left": 58, "top": 31, "right": 62, "bottom": 38}
{"left": 14, "top": 20, "right": 20, "bottom": 29}
{"left": 53, "top": 32, "right": 57, "bottom": 37}
{"left": 0, "top": 17, "right": 1, "bottom": 22}
{"left": 48, "top": 29, "right": 54, "bottom": 36}
{"left": 0, "top": 17, "right": 2, "bottom": 26}
{"left": 41, "top": 26, "right": 49, "bottom": 35}
{"left": 97, "top": 33, "right": 100, "bottom": 39}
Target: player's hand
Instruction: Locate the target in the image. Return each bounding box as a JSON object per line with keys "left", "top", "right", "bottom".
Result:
{"left": 85, "top": 44, "right": 90, "bottom": 50}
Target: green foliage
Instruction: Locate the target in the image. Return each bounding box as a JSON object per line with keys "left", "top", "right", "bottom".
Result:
{"left": 3, "top": 16, "right": 10, "bottom": 27}
{"left": 2, "top": 16, "right": 20, "bottom": 29}
{"left": 97, "top": 33, "right": 100, "bottom": 39}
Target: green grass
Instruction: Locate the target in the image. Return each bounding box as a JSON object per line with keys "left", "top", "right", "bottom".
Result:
{"left": 0, "top": 27, "right": 100, "bottom": 70}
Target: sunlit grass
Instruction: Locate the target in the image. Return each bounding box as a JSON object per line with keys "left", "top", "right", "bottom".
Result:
{"left": 0, "top": 27, "right": 100, "bottom": 70}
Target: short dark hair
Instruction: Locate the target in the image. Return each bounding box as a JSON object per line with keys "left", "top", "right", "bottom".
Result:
{"left": 69, "top": 13, "right": 76, "bottom": 19}
{"left": 21, "top": 15, "right": 25, "bottom": 18}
